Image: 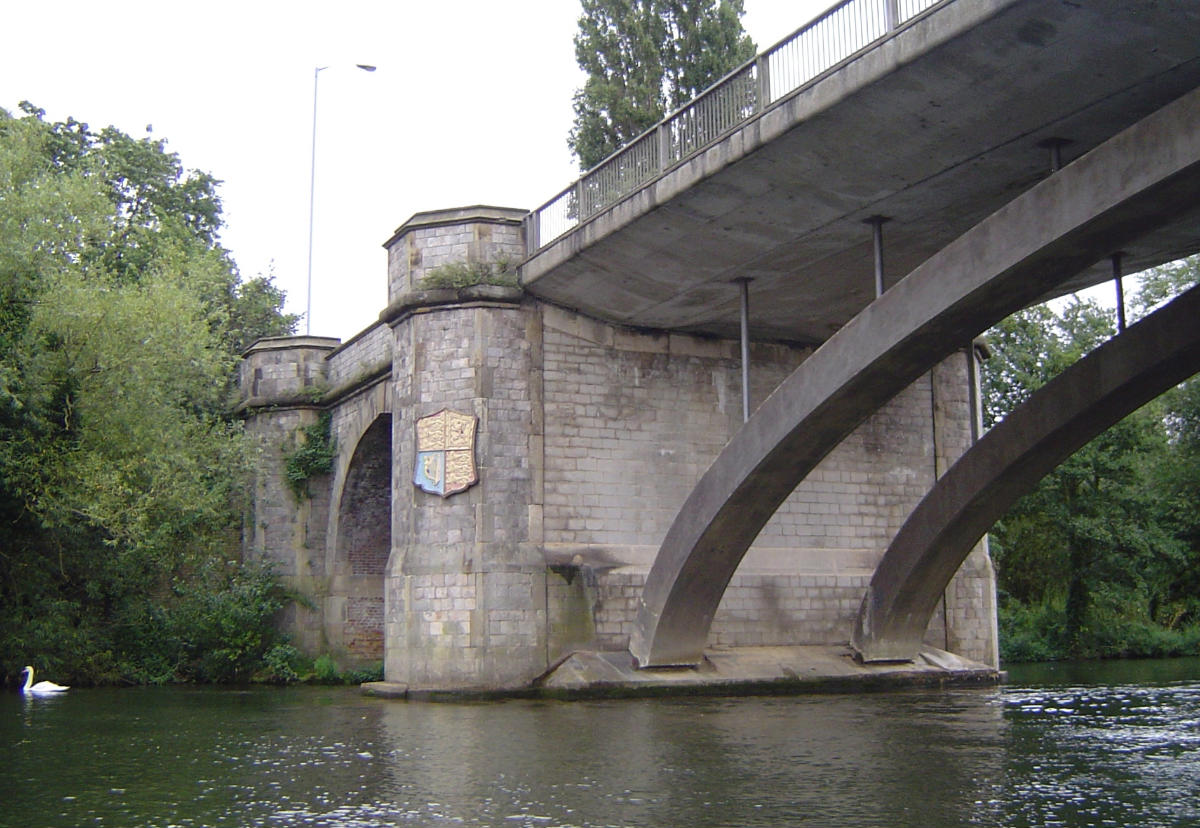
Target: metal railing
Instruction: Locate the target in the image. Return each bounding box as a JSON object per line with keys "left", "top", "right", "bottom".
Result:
{"left": 526, "top": 0, "right": 945, "bottom": 255}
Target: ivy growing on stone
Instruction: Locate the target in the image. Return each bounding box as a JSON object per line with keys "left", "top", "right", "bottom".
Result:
{"left": 284, "top": 412, "right": 336, "bottom": 500}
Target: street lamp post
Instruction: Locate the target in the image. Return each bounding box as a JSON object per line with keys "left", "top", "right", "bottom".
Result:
{"left": 306, "top": 63, "right": 376, "bottom": 335}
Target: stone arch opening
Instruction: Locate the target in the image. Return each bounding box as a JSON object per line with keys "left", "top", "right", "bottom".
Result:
{"left": 331, "top": 414, "right": 392, "bottom": 664}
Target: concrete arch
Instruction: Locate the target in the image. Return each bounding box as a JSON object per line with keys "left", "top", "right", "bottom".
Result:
{"left": 326, "top": 413, "right": 393, "bottom": 664}
{"left": 630, "top": 86, "right": 1200, "bottom": 667}
{"left": 851, "top": 284, "right": 1200, "bottom": 662}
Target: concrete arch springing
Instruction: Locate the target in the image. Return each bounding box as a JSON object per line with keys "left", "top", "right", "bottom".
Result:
{"left": 852, "top": 284, "right": 1200, "bottom": 662}
{"left": 630, "top": 86, "right": 1200, "bottom": 668}
{"left": 327, "top": 413, "right": 392, "bottom": 664}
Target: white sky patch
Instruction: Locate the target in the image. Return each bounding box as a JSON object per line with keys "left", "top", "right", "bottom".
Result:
{"left": 3, "top": 0, "right": 830, "bottom": 340}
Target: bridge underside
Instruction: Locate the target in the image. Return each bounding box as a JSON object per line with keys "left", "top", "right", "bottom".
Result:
{"left": 522, "top": 0, "right": 1200, "bottom": 345}
{"left": 630, "top": 85, "right": 1200, "bottom": 668}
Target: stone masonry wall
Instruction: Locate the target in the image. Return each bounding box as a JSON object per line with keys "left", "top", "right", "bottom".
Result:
{"left": 239, "top": 337, "right": 344, "bottom": 654}
{"left": 241, "top": 293, "right": 998, "bottom": 678}
{"left": 933, "top": 348, "right": 999, "bottom": 665}
{"left": 241, "top": 406, "right": 331, "bottom": 655}
{"left": 385, "top": 297, "right": 546, "bottom": 689}
{"left": 326, "top": 323, "right": 392, "bottom": 389}
{"left": 240, "top": 335, "right": 396, "bottom": 666}
{"left": 537, "top": 303, "right": 997, "bottom": 664}
{"left": 239, "top": 336, "right": 339, "bottom": 403}
{"left": 385, "top": 207, "right": 527, "bottom": 301}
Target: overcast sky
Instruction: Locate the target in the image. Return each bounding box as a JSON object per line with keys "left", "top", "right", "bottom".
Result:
{"left": 4, "top": 1, "right": 834, "bottom": 340}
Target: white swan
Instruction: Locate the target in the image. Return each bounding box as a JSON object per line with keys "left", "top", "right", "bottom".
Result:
{"left": 20, "top": 665, "right": 69, "bottom": 695}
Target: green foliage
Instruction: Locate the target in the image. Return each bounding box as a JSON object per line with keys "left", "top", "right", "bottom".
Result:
{"left": 420, "top": 257, "right": 518, "bottom": 290}
{"left": 569, "top": 0, "right": 756, "bottom": 169}
{"left": 307, "top": 653, "right": 384, "bottom": 685}
{"left": 985, "top": 261, "right": 1200, "bottom": 663}
{"left": 259, "top": 644, "right": 304, "bottom": 684}
{"left": 341, "top": 662, "right": 384, "bottom": 684}
{"left": 108, "top": 561, "right": 298, "bottom": 684}
{"left": 313, "top": 653, "right": 340, "bottom": 682}
{"left": 999, "top": 594, "right": 1200, "bottom": 664}
{"left": 226, "top": 269, "right": 299, "bottom": 356}
{"left": 0, "top": 104, "right": 298, "bottom": 686}
{"left": 998, "top": 596, "right": 1068, "bottom": 663}
{"left": 283, "top": 412, "right": 337, "bottom": 500}
{"left": 165, "top": 562, "right": 297, "bottom": 683}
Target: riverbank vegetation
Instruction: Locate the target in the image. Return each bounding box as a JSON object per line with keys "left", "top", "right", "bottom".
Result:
{"left": 984, "top": 261, "right": 1200, "bottom": 663}
{"left": 0, "top": 104, "right": 298, "bottom": 686}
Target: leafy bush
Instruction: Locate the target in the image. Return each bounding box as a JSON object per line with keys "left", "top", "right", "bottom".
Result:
{"left": 1085, "top": 597, "right": 1200, "bottom": 659}
{"left": 259, "top": 643, "right": 303, "bottom": 684}
{"left": 283, "top": 412, "right": 336, "bottom": 500}
{"left": 167, "top": 560, "right": 297, "bottom": 683}
{"left": 313, "top": 653, "right": 340, "bottom": 683}
{"left": 999, "top": 596, "right": 1069, "bottom": 664}
{"left": 342, "top": 662, "right": 384, "bottom": 684}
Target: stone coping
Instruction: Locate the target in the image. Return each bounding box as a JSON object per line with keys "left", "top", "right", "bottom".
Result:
{"left": 382, "top": 205, "right": 528, "bottom": 250}
{"left": 234, "top": 360, "right": 391, "bottom": 414}
{"left": 379, "top": 284, "right": 524, "bottom": 327}
{"left": 241, "top": 335, "right": 341, "bottom": 357}
{"left": 361, "top": 645, "right": 1002, "bottom": 702}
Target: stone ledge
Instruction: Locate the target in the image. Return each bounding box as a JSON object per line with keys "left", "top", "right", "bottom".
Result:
{"left": 360, "top": 645, "right": 1002, "bottom": 702}
{"left": 360, "top": 681, "right": 409, "bottom": 699}
{"left": 379, "top": 284, "right": 524, "bottom": 327}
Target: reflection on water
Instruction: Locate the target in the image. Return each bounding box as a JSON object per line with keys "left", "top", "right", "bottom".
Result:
{"left": 1, "top": 658, "right": 1198, "bottom": 828}
{"left": 999, "top": 666, "right": 1200, "bottom": 828}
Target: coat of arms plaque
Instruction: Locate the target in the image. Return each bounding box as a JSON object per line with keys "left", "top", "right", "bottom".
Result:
{"left": 413, "top": 409, "right": 478, "bottom": 497}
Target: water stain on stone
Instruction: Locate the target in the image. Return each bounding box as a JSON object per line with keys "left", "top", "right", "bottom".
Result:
{"left": 1017, "top": 19, "right": 1057, "bottom": 47}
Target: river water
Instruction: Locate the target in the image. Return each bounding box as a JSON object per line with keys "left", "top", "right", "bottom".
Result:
{"left": 3, "top": 658, "right": 1199, "bottom": 828}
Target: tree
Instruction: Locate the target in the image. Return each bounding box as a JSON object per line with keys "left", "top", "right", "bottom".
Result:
{"left": 0, "top": 105, "right": 298, "bottom": 684}
{"left": 568, "top": 0, "right": 757, "bottom": 170}
{"left": 1133, "top": 261, "right": 1200, "bottom": 635}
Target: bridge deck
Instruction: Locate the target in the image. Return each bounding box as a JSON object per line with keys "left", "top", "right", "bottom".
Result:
{"left": 520, "top": 0, "right": 1200, "bottom": 344}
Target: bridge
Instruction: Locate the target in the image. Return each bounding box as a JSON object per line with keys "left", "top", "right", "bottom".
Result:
{"left": 239, "top": 0, "right": 1200, "bottom": 693}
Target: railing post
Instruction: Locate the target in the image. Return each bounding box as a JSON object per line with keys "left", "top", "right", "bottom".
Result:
{"left": 756, "top": 53, "right": 772, "bottom": 113}
{"left": 575, "top": 179, "right": 587, "bottom": 222}
{"left": 523, "top": 211, "right": 539, "bottom": 258}
{"left": 884, "top": 0, "right": 900, "bottom": 31}
{"left": 658, "top": 122, "right": 671, "bottom": 173}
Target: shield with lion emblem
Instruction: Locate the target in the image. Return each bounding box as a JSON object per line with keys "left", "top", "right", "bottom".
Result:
{"left": 413, "top": 409, "right": 478, "bottom": 497}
